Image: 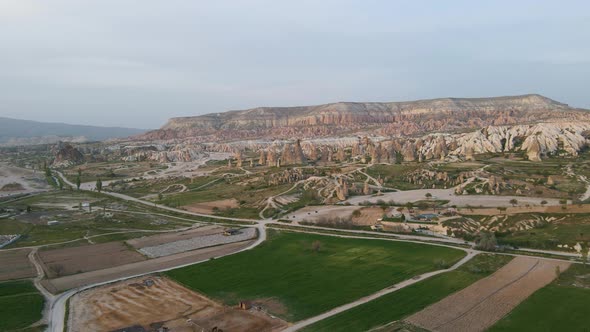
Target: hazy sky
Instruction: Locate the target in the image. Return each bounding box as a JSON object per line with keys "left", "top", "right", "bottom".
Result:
{"left": 1, "top": 0, "right": 589, "bottom": 129}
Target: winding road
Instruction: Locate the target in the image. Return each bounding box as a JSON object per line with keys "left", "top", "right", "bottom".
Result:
{"left": 28, "top": 171, "right": 583, "bottom": 332}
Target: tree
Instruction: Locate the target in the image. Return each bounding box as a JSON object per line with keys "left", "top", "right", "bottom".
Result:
{"left": 58, "top": 179, "right": 63, "bottom": 190}
{"left": 475, "top": 231, "right": 497, "bottom": 251}
{"left": 540, "top": 200, "right": 548, "bottom": 207}
{"left": 555, "top": 265, "right": 561, "bottom": 280}
{"left": 509, "top": 199, "right": 518, "bottom": 207}
{"left": 75, "top": 175, "right": 81, "bottom": 190}
{"left": 559, "top": 199, "right": 568, "bottom": 205}
{"left": 26, "top": 205, "right": 32, "bottom": 213}
{"left": 352, "top": 209, "right": 362, "bottom": 218}
{"left": 96, "top": 178, "right": 103, "bottom": 193}
{"left": 405, "top": 202, "right": 414, "bottom": 211}
{"left": 52, "top": 264, "right": 65, "bottom": 277}
{"left": 425, "top": 192, "right": 432, "bottom": 199}
{"left": 77, "top": 168, "right": 82, "bottom": 177}
{"left": 158, "top": 192, "right": 163, "bottom": 201}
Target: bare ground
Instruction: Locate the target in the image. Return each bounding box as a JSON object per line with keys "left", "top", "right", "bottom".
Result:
{"left": 182, "top": 198, "right": 239, "bottom": 214}
{"left": 0, "top": 248, "right": 36, "bottom": 281}
{"left": 352, "top": 207, "right": 386, "bottom": 225}
{"left": 42, "top": 240, "right": 255, "bottom": 293}
{"left": 38, "top": 242, "right": 145, "bottom": 278}
{"left": 406, "top": 256, "right": 570, "bottom": 332}
{"left": 68, "top": 276, "right": 287, "bottom": 332}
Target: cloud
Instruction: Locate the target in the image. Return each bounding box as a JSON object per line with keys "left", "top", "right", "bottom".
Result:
{"left": 0, "top": 0, "right": 44, "bottom": 20}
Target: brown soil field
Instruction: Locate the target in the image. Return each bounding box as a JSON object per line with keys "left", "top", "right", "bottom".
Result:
{"left": 0, "top": 248, "right": 36, "bottom": 281}
{"left": 406, "top": 256, "right": 570, "bottom": 332}
{"left": 352, "top": 207, "right": 384, "bottom": 225}
{"left": 43, "top": 240, "right": 255, "bottom": 293}
{"left": 38, "top": 242, "right": 145, "bottom": 278}
{"left": 182, "top": 198, "right": 239, "bottom": 214}
{"left": 69, "top": 276, "right": 287, "bottom": 332}
{"left": 126, "top": 225, "right": 223, "bottom": 249}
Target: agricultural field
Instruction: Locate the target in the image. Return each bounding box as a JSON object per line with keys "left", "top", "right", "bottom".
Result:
{"left": 0, "top": 248, "right": 36, "bottom": 281}
{"left": 489, "top": 263, "right": 590, "bottom": 332}
{"left": 38, "top": 242, "right": 146, "bottom": 278}
{"left": 406, "top": 257, "right": 569, "bottom": 332}
{"left": 0, "top": 191, "right": 201, "bottom": 249}
{"left": 0, "top": 280, "right": 45, "bottom": 331}
{"left": 301, "top": 254, "right": 513, "bottom": 332}
{"left": 166, "top": 230, "right": 466, "bottom": 322}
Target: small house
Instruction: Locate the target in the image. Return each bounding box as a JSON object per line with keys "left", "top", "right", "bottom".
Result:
{"left": 238, "top": 301, "right": 252, "bottom": 310}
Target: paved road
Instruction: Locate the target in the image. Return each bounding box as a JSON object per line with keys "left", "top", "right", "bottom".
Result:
{"left": 47, "top": 222, "right": 266, "bottom": 332}
{"left": 49, "top": 170, "right": 585, "bottom": 332}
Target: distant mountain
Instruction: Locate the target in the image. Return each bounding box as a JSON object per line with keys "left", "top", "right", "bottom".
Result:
{"left": 0, "top": 117, "right": 147, "bottom": 146}
{"left": 137, "top": 94, "right": 589, "bottom": 141}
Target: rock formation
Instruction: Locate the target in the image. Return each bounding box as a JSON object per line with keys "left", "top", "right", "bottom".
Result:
{"left": 52, "top": 142, "right": 84, "bottom": 167}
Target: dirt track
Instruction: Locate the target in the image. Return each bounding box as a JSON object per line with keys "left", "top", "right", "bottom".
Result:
{"left": 406, "top": 256, "right": 570, "bottom": 332}
{"left": 43, "top": 240, "right": 255, "bottom": 293}
{"left": 69, "top": 276, "right": 286, "bottom": 332}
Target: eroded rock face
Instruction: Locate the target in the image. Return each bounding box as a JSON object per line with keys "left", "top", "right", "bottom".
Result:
{"left": 53, "top": 142, "right": 84, "bottom": 167}
{"left": 103, "top": 121, "right": 590, "bottom": 165}
{"left": 135, "top": 94, "right": 588, "bottom": 142}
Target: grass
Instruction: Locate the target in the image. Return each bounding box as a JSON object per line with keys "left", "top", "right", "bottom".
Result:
{"left": 0, "top": 280, "right": 45, "bottom": 331}
{"left": 166, "top": 230, "right": 466, "bottom": 322}
{"left": 301, "top": 254, "right": 513, "bottom": 331}
{"left": 0, "top": 209, "right": 190, "bottom": 248}
{"left": 489, "top": 264, "right": 590, "bottom": 332}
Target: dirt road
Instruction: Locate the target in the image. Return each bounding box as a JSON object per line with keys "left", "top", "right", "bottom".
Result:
{"left": 283, "top": 251, "right": 478, "bottom": 332}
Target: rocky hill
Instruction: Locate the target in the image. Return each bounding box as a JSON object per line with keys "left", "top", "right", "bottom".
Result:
{"left": 137, "top": 94, "right": 588, "bottom": 141}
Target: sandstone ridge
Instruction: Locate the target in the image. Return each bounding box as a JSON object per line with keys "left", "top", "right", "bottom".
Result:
{"left": 138, "top": 94, "right": 587, "bottom": 141}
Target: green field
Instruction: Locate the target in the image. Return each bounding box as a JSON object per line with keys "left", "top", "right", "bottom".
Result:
{"left": 0, "top": 280, "right": 45, "bottom": 331}
{"left": 302, "top": 254, "right": 513, "bottom": 331}
{"left": 166, "top": 230, "right": 466, "bottom": 321}
{"left": 489, "top": 264, "right": 590, "bottom": 332}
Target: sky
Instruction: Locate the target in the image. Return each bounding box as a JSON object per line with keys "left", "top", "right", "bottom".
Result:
{"left": 0, "top": 0, "right": 589, "bottom": 129}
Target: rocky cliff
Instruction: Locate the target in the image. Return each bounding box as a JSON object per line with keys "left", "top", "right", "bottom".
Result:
{"left": 52, "top": 142, "right": 84, "bottom": 167}
{"left": 137, "top": 94, "right": 588, "bottom": 141}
